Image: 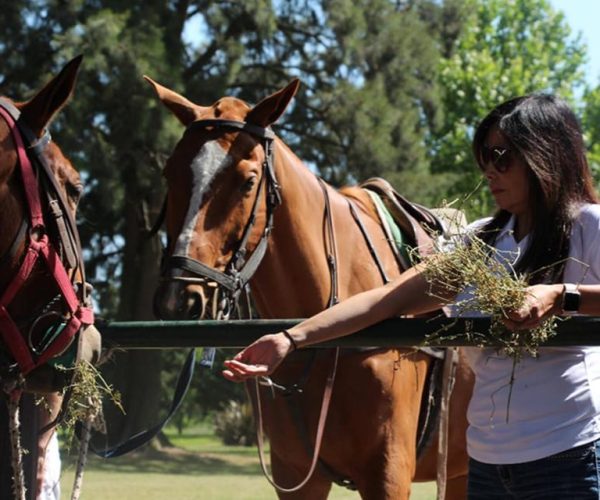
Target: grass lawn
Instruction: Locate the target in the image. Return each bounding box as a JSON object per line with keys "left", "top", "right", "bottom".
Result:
{"left": 59, "top": 423, "right": 436, "bottom": 499}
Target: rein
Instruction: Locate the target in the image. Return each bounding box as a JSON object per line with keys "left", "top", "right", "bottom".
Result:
{"left": 252, "top": 177, "right": 342, "bottom": 493}
{"left": 0, "top": 99, "right": 94, "bottom": 392}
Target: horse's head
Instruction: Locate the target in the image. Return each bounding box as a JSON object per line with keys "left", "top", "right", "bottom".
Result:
{"left": 147, "top": 78, "right": 300, "bottom": 320}
{"left": 0, "top": 56, "right": 100, "bottom": 393}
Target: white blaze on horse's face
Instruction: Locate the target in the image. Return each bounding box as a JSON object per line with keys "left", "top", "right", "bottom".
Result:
{"left": 174, "top": 140, "right": 233, "bottom": 257}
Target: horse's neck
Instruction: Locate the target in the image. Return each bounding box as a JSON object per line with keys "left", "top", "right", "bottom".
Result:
{"left": 250, "top": 140, "right": 391, "bottom": 318}
{"left": 0, "top": 125, "right": 24, "bottom": 262}
{"left": 0, "top": 180, "right": 24, "bottom": 267}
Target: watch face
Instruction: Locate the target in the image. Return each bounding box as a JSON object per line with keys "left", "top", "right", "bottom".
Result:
{"left": 563, "top": 290, "right": 581, "bottom": 312}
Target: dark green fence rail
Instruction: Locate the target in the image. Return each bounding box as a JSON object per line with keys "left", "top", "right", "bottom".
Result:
{"left": 99, "top": 317, "right": 600, "bottom": 349}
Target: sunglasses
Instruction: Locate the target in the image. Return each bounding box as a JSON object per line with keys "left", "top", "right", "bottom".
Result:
{"left": 479, "top": 145, "right": 513, "bottom": 173}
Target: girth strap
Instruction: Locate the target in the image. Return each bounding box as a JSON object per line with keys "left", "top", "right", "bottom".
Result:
{"left": 317, "top": 178, "right": 339, "bottom": 308}
{"left": 347, "top": 199, "right": 390, "bottom": 284}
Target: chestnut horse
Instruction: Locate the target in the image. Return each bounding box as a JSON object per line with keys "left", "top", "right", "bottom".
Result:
{"left": 148, "top": 78, "right": 473, "bottom": 499}
{"left": 0, "top": 56, "right": 100, "bottom": 499}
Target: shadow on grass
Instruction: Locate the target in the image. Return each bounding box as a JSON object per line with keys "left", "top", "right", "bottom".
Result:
{"left": 62, "top": 446, "right": 266, "bottom": 476}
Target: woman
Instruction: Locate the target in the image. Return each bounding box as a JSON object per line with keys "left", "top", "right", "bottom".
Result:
{"left": 224, "top": 94, "right": 600, "bottom": 499}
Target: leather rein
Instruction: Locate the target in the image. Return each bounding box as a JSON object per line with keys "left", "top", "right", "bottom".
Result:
{"left": 0, "top": 98, "right": 94, "bottom": 394}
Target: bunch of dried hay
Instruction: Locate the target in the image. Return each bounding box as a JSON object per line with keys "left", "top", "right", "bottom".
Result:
{"left": 420, "top": 227, "right": 559, "bottom": 361}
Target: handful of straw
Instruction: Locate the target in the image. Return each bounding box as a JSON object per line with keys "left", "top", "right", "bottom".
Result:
{"left": 59, "top": 360, "right": 123, "bottom": 442}
{"left": 421, "top": 230, "right": 558, "bottom": 360}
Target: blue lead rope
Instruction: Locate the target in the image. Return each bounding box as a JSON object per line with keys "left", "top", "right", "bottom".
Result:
{"left": 200, "top": 347, "right": 216, "bottom": 368}
{"left": 78, "top": 348, "right": 196, "bottom": 458}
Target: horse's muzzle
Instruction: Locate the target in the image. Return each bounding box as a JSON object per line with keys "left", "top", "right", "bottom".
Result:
{"left": 153, "top": 281, "right": 210, "bottom": 320}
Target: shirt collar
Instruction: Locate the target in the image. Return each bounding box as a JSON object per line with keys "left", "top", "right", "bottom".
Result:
{"left": 495, "top": 214, "right": 531, "bottom": 250}
{"left": 497, "top": 214, "right": 517, "bottom": 240}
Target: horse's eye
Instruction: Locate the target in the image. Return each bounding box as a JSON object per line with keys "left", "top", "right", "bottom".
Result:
{"left": 240, "top": 177, "right": 256, "bottom": 194}
{"left": 67, "top": 183, "right": 84, "bottom": 202}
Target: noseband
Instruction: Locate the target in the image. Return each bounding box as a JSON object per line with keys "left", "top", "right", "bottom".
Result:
{"left": 160, "top": 119, "right": 281, "bottom": 317}
{"left": 0, "top": 98, "right": 94, "bottom": 389}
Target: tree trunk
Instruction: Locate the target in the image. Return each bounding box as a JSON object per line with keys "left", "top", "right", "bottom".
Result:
{"left": 94, "top": 189, "right": 164, "bottom": 450}
{"left": 0, "top": 395, "right": 39, "bottom": 500}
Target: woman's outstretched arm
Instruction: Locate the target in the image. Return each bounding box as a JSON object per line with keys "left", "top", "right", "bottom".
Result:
{"left": 223, "top": 261, "right": 454, "bottom": 381}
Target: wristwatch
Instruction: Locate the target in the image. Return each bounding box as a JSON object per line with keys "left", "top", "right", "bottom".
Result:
{"left": 561, "top": 283, "right": 581, "bottom": 314}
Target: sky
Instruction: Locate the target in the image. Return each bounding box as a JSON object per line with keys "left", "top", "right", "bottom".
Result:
{"left": 549, "top": 0, "right": 600, "bottom": 84}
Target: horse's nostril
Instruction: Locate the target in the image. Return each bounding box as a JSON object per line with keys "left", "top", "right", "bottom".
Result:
{"left": 153, "top": 283, "right": 209, "bottom": 320}
{"left": 186, "top": 290, "right": 206, "bottom": 319}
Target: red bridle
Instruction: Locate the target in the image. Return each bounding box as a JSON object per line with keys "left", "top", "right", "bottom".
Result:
{"left": 0, "top": 103, "right": 94, "bottom": 381}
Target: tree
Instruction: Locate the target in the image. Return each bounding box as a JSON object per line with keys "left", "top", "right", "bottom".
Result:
{"left": 582, "top": 85, "right": 600, "bottom": 185}
{"left": 430, "top": 0, "right": 588, "bottom": 218}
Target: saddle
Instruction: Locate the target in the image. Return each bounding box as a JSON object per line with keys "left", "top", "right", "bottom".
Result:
{"left": 361, "top": 177, "right": 447, "bottom": 263}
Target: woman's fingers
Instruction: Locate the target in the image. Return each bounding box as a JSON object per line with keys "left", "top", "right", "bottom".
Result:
{"left": 225, "top": 359, "right": 269, "bottom": 374}
{"left": 503, "top": 286, "right": 553, "bottom": 330}
{"left": 222, "top": 359, "right": 270, "bottom": 382}
{"left": 222, "top": 333, "right": 292, "bottom": 382}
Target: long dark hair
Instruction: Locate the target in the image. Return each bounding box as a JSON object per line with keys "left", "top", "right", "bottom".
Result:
{"left": 472, "top": 94, "right": 598, "bottom": 284}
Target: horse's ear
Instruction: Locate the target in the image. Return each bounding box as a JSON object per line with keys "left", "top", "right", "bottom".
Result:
{"left": 144, "top": 76, "right": 201, "bottom": 126}
{"left": 19, "top": 55, "right": 83, "bottom": 137}
{"left": 246, "top": 79, "right": 300, "bottom": 127}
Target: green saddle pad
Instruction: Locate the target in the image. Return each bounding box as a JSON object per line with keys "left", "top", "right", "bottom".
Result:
{"left": 365, "top": 189, "right": 412, "bottom": 269}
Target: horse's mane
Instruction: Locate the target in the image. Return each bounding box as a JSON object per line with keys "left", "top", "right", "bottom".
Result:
{"left": 339, "top": 186, "right": 379, "bottom": 222}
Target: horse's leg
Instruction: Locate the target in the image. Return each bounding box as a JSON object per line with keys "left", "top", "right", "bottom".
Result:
{"left": 246, "top": 379, "right": 332, "bottom": 500}
{"left": 345, "top": 350, "right": 429, "bottom": 500}
{"left": 0, "top": 392, "right": 63, "bottom": 500}
{"left": 440, "top": 350, "right": 473, "bottom": 500}
{"left": 443, "top": 475, "right": 468, "bottom": 500}
{"left": 270, "top": 452, "right": 332, "bottom": 500}
{"left": 353, "top": 447, "right": 414, "bottom": 500}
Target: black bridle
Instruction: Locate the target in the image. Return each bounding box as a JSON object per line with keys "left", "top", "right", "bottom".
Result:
{"left": 160, "top": 119, "right": 282, "bottom": 318}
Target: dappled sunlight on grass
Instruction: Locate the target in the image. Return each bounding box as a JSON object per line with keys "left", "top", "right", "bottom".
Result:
{"left": 59, "top": 422, "right": 436, "bottom": 499}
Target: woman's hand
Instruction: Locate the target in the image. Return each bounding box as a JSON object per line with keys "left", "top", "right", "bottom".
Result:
{"left": 222, "top": 332, "right": 294, "bottom": 382}
{"left": 503, "top": 284, "right": 563, "bottom": 330}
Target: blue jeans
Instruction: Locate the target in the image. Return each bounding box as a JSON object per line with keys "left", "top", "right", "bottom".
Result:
{"left": 467, "top": 440, "right": 600, "bottom": 499}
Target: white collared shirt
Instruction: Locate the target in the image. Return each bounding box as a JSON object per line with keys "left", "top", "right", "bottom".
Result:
{"left": 451, "top": 203, "right": 600, "bottom": 464}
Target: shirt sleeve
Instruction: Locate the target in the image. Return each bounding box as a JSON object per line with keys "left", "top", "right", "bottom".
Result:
{"left": 573, "top": 204, "right": 600, "bottom": 284}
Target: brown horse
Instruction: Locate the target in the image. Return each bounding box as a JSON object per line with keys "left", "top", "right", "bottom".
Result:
{"left": 148, "top": 78, "right": 473, "bottom": 499}
{"left": 0, "top": 56, "right": 100, "bottom": 499}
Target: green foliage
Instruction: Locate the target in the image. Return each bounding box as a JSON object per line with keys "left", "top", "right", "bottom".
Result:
{"left": 432, "top": 0, "right": 588, "bottom": 219}
{"left": 162, "top": 349, "right": 247, "bottom": 435}
{"left": 213, "top": 400, "right": 257, "bottom": 447}
{"left": 582, "top": 86, "right": 600, "bottom": 187}
{"left": 309, "top": 0, "right": 445, "bottom": 182}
